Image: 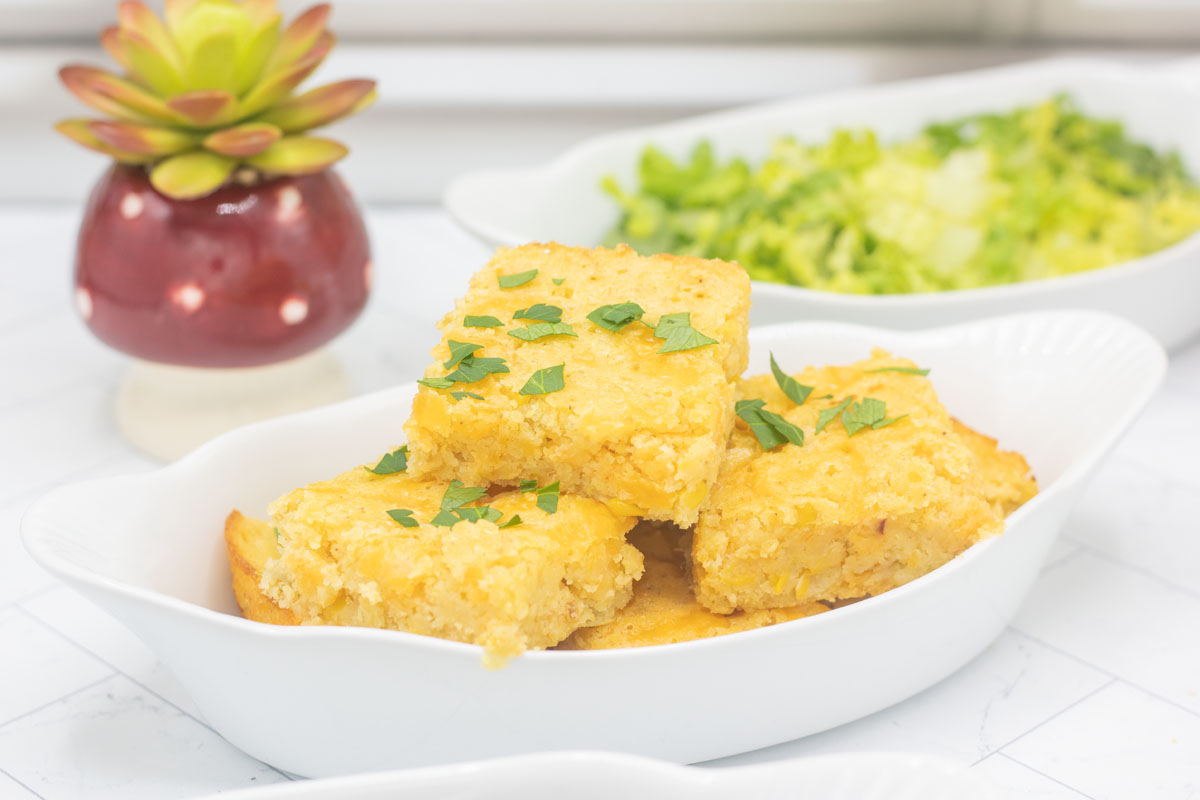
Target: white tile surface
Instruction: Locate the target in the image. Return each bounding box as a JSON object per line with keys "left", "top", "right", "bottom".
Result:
{"left": 1013, "top": 552, "right": 1200, "bottom": 715}
{"left": 1004, "top": 682, "right": 1200, "bottom": 800}
{"left": 0, "top": 607, "right": 112, "bottom": 724}
{"left": 0, "top": 204, "right": 1197, "bottom": 797}
{"left": 0, "top": 675, "right": 288, "bottom": 800}
{"left": 0, "top": 770, "right": 38, "bottom": 800}
{"left": 971, "top": 754, "right": 1091, "bottom": 799}
{"left": 710, "top": 630, "right": 1110, "bottom": 766}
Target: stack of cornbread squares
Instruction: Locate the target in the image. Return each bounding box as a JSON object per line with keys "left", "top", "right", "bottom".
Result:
{"left": 226, "top": 243, "right": 1036, "bottom": 667}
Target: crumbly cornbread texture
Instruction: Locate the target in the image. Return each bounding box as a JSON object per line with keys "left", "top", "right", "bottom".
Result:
{"left": 224, "top": 511, "right": 299, "bottom": 626}
{"left": 403, "top": 243, "right": 751, "bottom": 526}
{"left": 561, "top": 522, "right": 826, "bottom": 650}
{"left": 236, "top": 463, "right": 642, "bottom": 668}
{"left": 952, "top": 418, "right": 1038, "bottom": 517}
{"left": 693, "top": 351, "right": 1006, "bottom": 613}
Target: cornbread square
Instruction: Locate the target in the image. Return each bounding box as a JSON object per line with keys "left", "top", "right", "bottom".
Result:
{"left": 693, "top": 350, "right": 1006, "bottom": 613}
{"left": 404, "top": 243, "right": 751, "bottom": 526}
{"left": 952, "top": 418, "right": 1038, "bottom": 517}
{"left": 230, "top": 462, "right": 643, "bottom": 667}
{"left": 561, "top": 522, "right": 826, "bottom": 650}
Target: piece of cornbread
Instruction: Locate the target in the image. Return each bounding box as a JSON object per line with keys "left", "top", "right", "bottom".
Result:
{"left": 403, "top": 243, "right": 751, "bottom": 526}
{"left": 228, "top": 461, "right": 643, "bottom": 667}
{"left": 693, "top": 351, "right": 1006, "bottom": 613}
{"left": 952, "top": 418, "right": 1038, "bottom": 517}
{"left": 561, "top": 522, "right": 826, "bottom": 650}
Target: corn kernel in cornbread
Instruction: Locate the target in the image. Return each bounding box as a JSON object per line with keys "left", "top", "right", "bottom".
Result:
{"left": 404, "top": 243, "right": 751, "bottom": 526}
{"left": 243, "top": 462, "right": 643, "bottom": 667}
{"left": 561, "top": 522, "right": 826, "bottom": 650}
{"left": 693, "top": 351, "right": 1006, "bottom": 613}
{"left": 952, "top": 418, "right": 1038, "bottom": 517}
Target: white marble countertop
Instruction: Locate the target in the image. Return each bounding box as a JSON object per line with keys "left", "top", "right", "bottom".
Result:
{"left": 1, "top": 204, "right": 1199, "bottom": 799}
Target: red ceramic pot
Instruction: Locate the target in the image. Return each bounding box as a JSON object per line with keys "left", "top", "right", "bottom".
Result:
{"left": 75, "top": 164, "right": 370, "bottom": 368}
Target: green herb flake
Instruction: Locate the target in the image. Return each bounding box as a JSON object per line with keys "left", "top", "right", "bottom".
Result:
{"left": 440, "top": 479, "right": 489, "bottom": 512}
{"left": 464, "top": 315, "right": 504, "bottom": 328}
{"left": 520, "top": 364, "right": 566, "bottom": 395}
{"left": 769, "top": 353, "right": 814, "bottom": 406}
{"left": 418, "top": 377, "right": 455, "bottom": 390}
{"left": 552, "top": 278, "right": 565, "bottom": 286}
{"left": 519, "top": 479, "right": 538, "bottom": 493}
{"left": 735, "top": 398, "right": 804, "bottom": 450}
{"left": 451, "top": 391, "right": 484, "bottom": 401}
{"left": 653, "top": 312, "right": 719, "bottom": 353}
{"left": 840, "top": 397, "right": 906, "bottom": 436}
{"left": 455, "top": 505, "right": 503, "bottom": 524}
{"left": 866, "top": 366, "right": 931, "bottom": 376}
{"left": 273, "top": 526, "right": 281, "bottom": 541}
{"left": 444, "top": 340, "right": 484, "bottom": 370}
{"left": 498, "top": 514, "right": 523, "bottom": 528}
{"left": 536, "top": 482, "right": 561, "bottom": 514}
{"left": 587, "top": 302, "right": 645, "bottom": 332}
{"left": 508, "top": 322, "right": 577, "bottom": 341}
{"left": 366, "top": 445, "right": 409, "bottom": 475}
{"left": 498, "top": 269, "right": 538, "bottom": 288}
{"left": 446, "top": 355, "right": 510, "bottom": 383}
{"left": 815, "top": 397, "right": 855, "bottom": 434}
{"left": 430, "top": 510, "right": 460, "bottom": 528}
{"left": 386, "top": 508, "right": 419, "bottom": 528}
{"left": 512, "top": 303, "right": 563, "bottom": 323}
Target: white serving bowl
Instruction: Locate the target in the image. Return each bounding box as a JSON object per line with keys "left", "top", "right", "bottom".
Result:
{"left": 200, "top": 751, "right": 1005, "bottom": 800}
{"left": 445, "top": 58, "right": 1200, "bottom": 350}
{"left": 22, "top": 311, "right": 1164, "bottom": 778}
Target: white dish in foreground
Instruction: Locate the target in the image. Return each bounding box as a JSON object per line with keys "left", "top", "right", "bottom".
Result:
{"left": 446, "top": 57, "right": 1200, "bottom": 350}
{"left": 23, "top": 311, "right": 1164, "bottom": 777}
{"left": 200, "top": 751, "right": 1006, "bottom": 800}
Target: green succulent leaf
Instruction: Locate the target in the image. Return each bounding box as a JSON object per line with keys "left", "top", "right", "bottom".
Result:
{"left": 88, "top": 120, "right": 197, "bottom": 156}
{"left": 117, "top": 1, "right": 182, "bottom": 72}
{"left": 184, "top": 27, "right": 239, "bottom": 93}
{"left": 119, "top": 29, "right": 185, "bottom": 96}
{"left": 166, "top": 89, "right": 238, "bottom": 127}
{"left": 269, "top": 3, "right": 331, "bottom": 71}
{"left": 59, "top": 65, "right": 180, "bottom": 124}
{"left": 259, "top": 79, "right": 377, "bottom": 133}
{"left": 237, "top": 33, "right": 331, "bottom": 118}
{"left": 100, "top": 26, "right": 133, "bottom": 72}
{"left": 150, "top": 150, "right": 236, "bottom": 199}
{"left": 203, "top": 122, "right": 281, "bottom": 157}
{"left": 243, "top": 135, "right": 347, "bottom": 175}
{"left": 55, "top": 119, "right": 156, "bottom": 163}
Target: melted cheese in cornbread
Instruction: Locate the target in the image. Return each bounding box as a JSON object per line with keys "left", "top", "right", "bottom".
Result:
{"left": 561, "top": 522, "right": 826, "bottom": 650}
{"left": 693, "top": 350, "right": 1005, "bottom": 613}
{"left": 250, "top": 464, "right": 643, "bottom": 667}
{"left": 404, "top": 243, "right": 750, "bottom": 526}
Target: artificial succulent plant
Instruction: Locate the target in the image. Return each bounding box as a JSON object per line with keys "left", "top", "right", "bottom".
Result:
{"left": 56, "top": 0, "right": 375, "bottom": 199}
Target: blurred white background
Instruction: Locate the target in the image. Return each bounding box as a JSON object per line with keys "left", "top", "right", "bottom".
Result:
{"left": 2, "top": 0, "right": 1200, "bottom": 203}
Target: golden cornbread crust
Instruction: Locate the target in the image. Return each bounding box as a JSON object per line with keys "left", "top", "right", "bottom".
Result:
{"left": 250, "top": 464, "right": 643, "bottom": 668}
{"left": 952, "top": 418, "right": 1038, "bottom": 517}
{"left": 693, "top": 351, "right": 1006, "bottom": 613}
{"left": 404, "top": 243, "right": 751, "bottom": 526}
{"left": 224, "top": 511, "right": 299, "bottom": 626}
{"left": 561, "top": 522, "right": 826, "bottom": 650}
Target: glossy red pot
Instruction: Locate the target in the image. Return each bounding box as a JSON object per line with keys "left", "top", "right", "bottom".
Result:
{"left": 75, "top": 164, "right": 370, "bottom": 368}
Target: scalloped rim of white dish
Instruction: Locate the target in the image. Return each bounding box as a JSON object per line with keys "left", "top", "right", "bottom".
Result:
{"left": 22, "top": 310, "right": 1165, "bottom": 776}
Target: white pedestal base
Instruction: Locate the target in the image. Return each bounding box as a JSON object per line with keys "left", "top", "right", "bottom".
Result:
{"left": 116, "top": 348, "right": 351, "bottom": 461}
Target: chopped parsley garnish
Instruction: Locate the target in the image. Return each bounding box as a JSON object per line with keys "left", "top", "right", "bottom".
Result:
{"left": 464, "top": 315, "right": 503, "bottom": 328}
{"left": 508, "top": 322, "right": 577, "bottom": 341}
{"left": 498, "top": 514, "right": 523, "bottom": 528}
{"left": 445, "top": 354, "right": 509, "bottom": 383}
{"left": 513, "top": 303, "right": 563, "bottom": 323}
{"left": 552, "top": 278, "right": 565, "bottom": 286}
{"left": 366, "top": 446, "right": 408, "bottom": 475}
{"left": 386, "top": 509, "right": 419, "bottom": 528}
{"left": 273, "top": 526, "right": 281, "bottom": 541}
{"left": 815, "top": 397, "right": 854, "bottom": 434}
{"left": 841, "top": 397, "right": 907, "bottom": 436}
{"left": 444, "top": 340, "right": 483, "bottom": 369}
{"left": 736, "top": 398, "right": 804, "bottom": 450}
{"left": 769, "top": 353, "right": 814, "bottom": 406}
{"left": 866, "top": 366, "right": 930, "bottom": 376}
{"left": 451, "top": 391, "right": 483, "bottom": 401}
{"left": 430, "top": 510, "right": 460, "bottom": 527}
{"left": 418, "top": 377, "right": 455, "bottom": 390}
{"left": 536, "top": 482, "right": 561, "bottom": 513}
{"left": 587, "top": 302, "right": 645, "bottom": 332}
{"left": 440, "top": 480, "right": 489, "bottom": 512}
{"left": 520, "top": 364, "right": 565, "bottom": 395}
{"left": 498, "top": 269, "right": 537, "bottom": 288}
{"left": 519, "top": 479, "right": 538, "bottom": 492}
{"left": 454, "top": 505, "right": 504, "bottom": 524}
{"left": 653, "top": 312, "right": 718, "bottom": 353}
